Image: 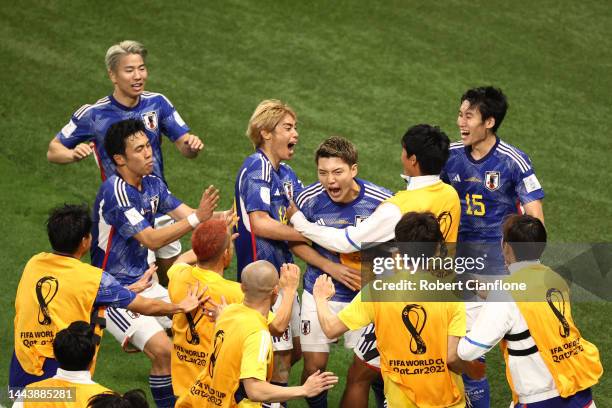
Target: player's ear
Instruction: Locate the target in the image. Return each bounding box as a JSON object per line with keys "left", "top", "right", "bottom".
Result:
{"left": 350, "top": 163, "right": 358, "bottom": 177}
{"left": 485, "top": 116, "right": 496, "bottom": 131}
{"left": 260, "top": 129, "right": 272, "bottom": 143}
{"left": 108, "top": 69, "right": 116, "bottom": 84}
{"left": 113, "top": 153, "right": 127, "bottom": 167}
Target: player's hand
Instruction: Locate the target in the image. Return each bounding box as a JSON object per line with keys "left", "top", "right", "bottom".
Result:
{"left": 202, "top": 296, "right": 228, "bottom": 322}
{"left": 72, "top": 142, "right": 94, "bottom": 161}
{"left": 302, "top": 370, "right": 338, "bottom": 397}
{"left": 313, "top": 275, "right": 336, "bottom": 301}
{"left": 184, "top": 133, "right": 204, "bottom": 152}
{"left": 195, "top": 186, "right": 220, "bottom": 223}
{"left": 177, "top": 282, "right": 209, "bottom": 313}
{"left": 279, "top": 263, "right": 300, "bottom": 293}
{"left": 286, "top": 200, "right": 299, "bottom": 221}
{"left": 126, "top": 265, "right": 156, "bottom": 293}
{"left": 323, "top": 262, "right": 361, "bottom": 292}
{"left": 121, "top": 335, "right": 141, "bottom": 353}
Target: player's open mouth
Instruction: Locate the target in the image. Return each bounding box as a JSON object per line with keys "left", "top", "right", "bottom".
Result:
{"left": 460, "top": 130, "right": 470, "bottom": 138}
{"left": 327, "top": 187, "right": 342, "bottom": 197}
{"left": 288, "top": 142, "right": 297, "bottom": 151}
{"left": 132, "top": 83, "right": 143, "bottom": 90}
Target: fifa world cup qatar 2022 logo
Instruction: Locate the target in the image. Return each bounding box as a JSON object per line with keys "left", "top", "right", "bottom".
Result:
{"left": 208, "top": 330, "right": 225, "bottom": 377}
{"left": 546, "top": 288, "right": 570, "bottom": 338}
{"left": 402, "top": 304, "right": 427, "bottom": 355}
{"left": 185, "top": 309, "right": 205, "bottom": 345}
{"left": 36, "top": 276, "right": 59, "bottom": 325}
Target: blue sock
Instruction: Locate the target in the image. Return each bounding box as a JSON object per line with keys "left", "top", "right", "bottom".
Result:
{"left": 462, "top": 373, "right": 490, "bottom": 408}
{"left": 149, "top": 374, "right": 176, "bottom": 408}
{"left": 262, "top": 382, "right": 288, "bottom": 408}
{"left": 305, "top": 390, "right": 327, "bottom": 408}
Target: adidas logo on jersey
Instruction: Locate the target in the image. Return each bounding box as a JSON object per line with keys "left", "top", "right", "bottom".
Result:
{"left": 274, "top": 189, "right": 282, "bottom": 196}
{"left": 316, "top": 218, "right": 326, "bottom": 226}
{"left": 453, "top": 174, "right": 461, "bottom": 183}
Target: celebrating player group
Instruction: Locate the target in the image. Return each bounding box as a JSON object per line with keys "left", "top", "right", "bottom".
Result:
{"left": 9, "top": 39, "right": 602, "bottom": 408}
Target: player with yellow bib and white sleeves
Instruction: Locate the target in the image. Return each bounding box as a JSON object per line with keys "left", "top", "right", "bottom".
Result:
{"left": 458, "top": 215, "right": 602, "bottom": 407}
{"left": 287, "top": 124, "right": 461, "bottom": 407}
{"left": 311, "top": 212, "right": 485, "bottom": 408}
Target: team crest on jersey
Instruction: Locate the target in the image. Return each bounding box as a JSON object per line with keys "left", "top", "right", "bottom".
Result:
{"left": 484, "top": 171, "right": 501, "bottom": 191}
{"left": 141, "top": 111, "right": 158, "bottom": 131}
{"left": 283, "top": 181, "right": 294, "bottom": 200}
{"left": 301, "top": 320, "right": 311, "bottom": 335}
{"left": 149, "top": 195, "right": 159, "bottom": 214}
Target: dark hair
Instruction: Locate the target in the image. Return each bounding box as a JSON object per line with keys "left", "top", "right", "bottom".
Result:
{"left": 53, "top": 321, "right": 96, "bottom": 371}
{"left": 88, "top": 389, "right": 149, "bottom": 408}
{"left": 394, "top": 212, "right": 444, "bottom": 258}
{"left": 315, "top": 136, "right": 358, "bottom": 166}
{"left": 461, "top": 86, "right": 508, "bottom": 133}
{"left": 401, "top": 124, "right": 450, "bottom": 175}
{"left": 47, "top": 204, "right": 92, "bottom": 254}
{"left": 502, "top": 214, "right": 547, "bottom": 261}
{"left": 105, "top": 119, "right": 146, "bottom": 165}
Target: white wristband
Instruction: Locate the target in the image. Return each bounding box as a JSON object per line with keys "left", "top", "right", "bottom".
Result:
{"left": 187, "top": 213, "right": 201, "bottom": 229}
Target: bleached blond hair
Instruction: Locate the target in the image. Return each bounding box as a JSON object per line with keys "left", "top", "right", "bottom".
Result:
{"left": 105, "top": 40, "right": 147, "bottom": 72}
{"left": 245, "top": 99, "right": 296, "bottom": 148}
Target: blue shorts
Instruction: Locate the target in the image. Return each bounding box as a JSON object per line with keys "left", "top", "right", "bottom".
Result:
{"left": 8, "top": 351, "right": 59, "bottom": 388}
{"left": 515, "top": 388, "right": 593, "bottom": 408}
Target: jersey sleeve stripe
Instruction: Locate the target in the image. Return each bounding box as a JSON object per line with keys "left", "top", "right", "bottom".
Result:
{"left": 499, "top": 141, "right": 530, "bottom": 170}
{"left": 295, "top": 185, "right": 324, "bottom": 207}
{"left": 74, "top": 99, "right": 112, "bottom": 120}
{"left": 345, "top": 229, "right": 361, "bottom": 251}
{"left": 258, "top": 330, "right": 270, "bottom": 362}
{"left": 364, "top": 192, "right": 388, "bottom": 203}
{"left": 364, "top": 184, "right": 392, "bottom": 198}
{"left": 465, "top": 336, "right": 493, "bottom": 349}
{"left": 141, "top": 92, "right": 174, "bottom": 107}
{"left": 364, "top": 187, "right": 391, "bottom": 201}
{"left": 450, "top": 144, "right": 464, "bottom": 150}
{"left": 498, "top": 144, "right": 530, "bottom": 172}
{"left": 114, "top": 178, "right": 130, "bottom": 207}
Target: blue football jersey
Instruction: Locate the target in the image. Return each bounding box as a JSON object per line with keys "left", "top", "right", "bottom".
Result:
{"left": 91, "top": 174, "right": 182, "bottom": 285}
{"left": 56, "top": 92, "right": 190, "bottom": 182}
{"left": 441, "top": 138, "right": 544, "bottom": 274}
{"left": 296, "top": 179, "right": 392, "bottom": 302}
{"left": 234, "top": 149, "right": 303, "bottom": 278}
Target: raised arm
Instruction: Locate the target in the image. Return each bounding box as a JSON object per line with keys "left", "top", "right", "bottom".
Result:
{"left": 174, "top": 132, "right": 204, "bottom": 158}
{"left": 47, "top": 137, "right": 94, "bottom": 164}
{"left": 289, "top": 201, "right": 402, "bottom": 253}
{"left": 249, "top": 210, "right": 307, "bottom": 242}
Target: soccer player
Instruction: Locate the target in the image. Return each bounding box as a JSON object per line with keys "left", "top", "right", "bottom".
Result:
{"left": 10, "top": 204, "right": 206, "bottom": 390}
{"left": 288, "top": 124, "right": 461, "bottom": 406}
{"left": 457, "top": 215, "right": 602, "bottom": 406}
{"left": 12, "top": 321, "right": 110, "bottom": 408}
{"left": 440, "top": 86, "right": 545, "bottom": 407}
{"left": 291, "top": 136, "right": 392, "bottom": 408}
{"left": 91, "top": 119, "right": 219, "bottom": 407}
{"left": 167, "top": 219, "right": 301, "bottom": 398}
{"left": 175, "top": 260, "right": 339, "bottom": 408}
{"left": 47, "top": 40, "right": 204, "bottom": 284}
{"left": 312, "top": 212, "right": 483, "bottom": 407}
{"left": 234, "top": 99, "right": 306, "bottom": 396}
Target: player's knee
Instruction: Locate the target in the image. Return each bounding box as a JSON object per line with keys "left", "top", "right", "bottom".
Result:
{"left": 303, "top": 352, "right": 328, "bottom": 375}
{"left": 144, "top": 332, "right": 172, "bottom": 366}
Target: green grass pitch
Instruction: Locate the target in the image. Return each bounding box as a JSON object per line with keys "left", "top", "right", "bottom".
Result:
{"left": 1, "top": 1, "right": 610, "bottom": 406}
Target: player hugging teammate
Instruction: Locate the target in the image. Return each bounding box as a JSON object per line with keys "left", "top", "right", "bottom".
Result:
{"left": 8, "top": 47, "right": 602, "bottom": 408}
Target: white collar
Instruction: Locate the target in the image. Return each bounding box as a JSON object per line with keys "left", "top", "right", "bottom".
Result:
{"left": 53, "top": 368, "right": 95, "bottom": 384}
{"left": 507, "top": 260, "right": 541, "bottom": 274}
{"left": 400, "top": 174, "right": 440, "bottom": 191}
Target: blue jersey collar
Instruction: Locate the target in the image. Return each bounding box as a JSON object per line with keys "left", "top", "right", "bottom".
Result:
{"left": 109, "top": 94, "right": 142, "bottom": 111}
{"left": 465, "top": 136, "right": 500, "bottom": 164}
